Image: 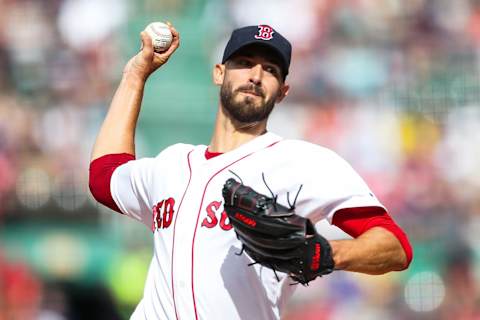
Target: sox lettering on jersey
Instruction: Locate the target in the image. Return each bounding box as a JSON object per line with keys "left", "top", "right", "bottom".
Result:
{"left": 254, "top": 25, "right": 274, "bottom": 40}
{"left": 218, "top": 206, "right": 232, "bottom": 230}
{"left": 201, "top": 200, "right": 219, "bottom": 228}
{"left": 202, "top": 200, "right": 232, "bottom": 231}
{"left": 152, "top": 198, "right": 232, "bottom": 232}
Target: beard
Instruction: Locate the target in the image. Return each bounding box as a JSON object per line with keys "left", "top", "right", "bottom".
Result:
{"left": 220, "top": 81, "right": 279, "bottom": 124}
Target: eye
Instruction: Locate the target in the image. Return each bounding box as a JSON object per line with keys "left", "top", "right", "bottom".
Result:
{"left": 236, "top": 59, "right": 251, "bottom": 67}
{"left": 265, "top": 65, "right": 279, "bottom": 76}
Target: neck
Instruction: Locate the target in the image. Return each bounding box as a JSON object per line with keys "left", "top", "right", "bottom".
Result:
{"left": 209, "top": 105, "right": 268, "bottom": 153}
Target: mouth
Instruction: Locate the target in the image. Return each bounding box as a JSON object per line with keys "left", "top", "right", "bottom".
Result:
{"left": 240, "top": 91, "right": 260, "bottom": 97}
{"left": 238, "top": 89, "right": 263, "bottom": 98}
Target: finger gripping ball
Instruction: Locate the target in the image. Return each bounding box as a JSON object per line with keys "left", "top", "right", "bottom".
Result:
{"left": 144, "top": 22, "right": 173, "bottom": 53}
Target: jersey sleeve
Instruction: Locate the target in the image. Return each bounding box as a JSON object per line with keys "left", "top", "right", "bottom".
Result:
{"left": 294, "top": 146, "right": 386, "bottom": 224}
{"left": 89, "top": 153, "right": 136, "bottom": 213}
{"left": 109, "top": 143, "right": 193, "bottom": 228}
{"left": 110, "top": 157, "right": 156, "bottom": 226}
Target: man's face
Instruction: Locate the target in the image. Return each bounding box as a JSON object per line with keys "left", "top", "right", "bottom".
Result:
{"left": 218, "top": 46, "right": 289, "bottom": 124}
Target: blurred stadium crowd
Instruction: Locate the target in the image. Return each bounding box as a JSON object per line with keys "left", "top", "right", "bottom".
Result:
{"left": 0, "top": 0, "right": 479, "bottom": 319}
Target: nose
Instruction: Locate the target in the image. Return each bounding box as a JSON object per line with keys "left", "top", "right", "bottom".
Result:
{"left": 249, "top": 64, "right": 263, "bottom": 86}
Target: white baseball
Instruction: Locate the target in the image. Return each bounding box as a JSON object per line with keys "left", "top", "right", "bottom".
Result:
{"left": 144, "top": 22, "right": 173, "bottom": 53}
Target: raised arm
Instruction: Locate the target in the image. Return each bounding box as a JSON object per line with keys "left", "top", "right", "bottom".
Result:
{"left": 90, "top": 24, "right": 180, "bottom": 161}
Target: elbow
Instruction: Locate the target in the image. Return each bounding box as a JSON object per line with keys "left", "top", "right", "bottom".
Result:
{"left": 375, "top": 226, "right": 414, "bottom": 273}
{"left": 375, "top": 248, "right": 413, "bottom": 275}
{"left": 375, "top": 221, "right": 414, "bottom": 272}
{"left": 398, "top": 232, "right": 413, "bottom": 271}
{"left": 392, "top": 254, "right": 410, "bottom": 272}
{"left": 396, "top": 244, "right": 413, "bottom": 271}
{"left": 391, "top": 233, "right": 413, "bottom": 272}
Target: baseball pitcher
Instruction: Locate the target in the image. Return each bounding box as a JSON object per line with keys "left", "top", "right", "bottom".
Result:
{"left": 89, "top": 23, "right": 412, "bottom": 319}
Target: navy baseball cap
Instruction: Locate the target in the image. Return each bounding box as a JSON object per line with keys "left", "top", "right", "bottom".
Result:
{"left": 222, "top": 25, "right": 292, "bottom": 79}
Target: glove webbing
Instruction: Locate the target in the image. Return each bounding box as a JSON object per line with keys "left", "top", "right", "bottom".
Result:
{"left": 231, "top": 172, "right": 305, "bottom": 285}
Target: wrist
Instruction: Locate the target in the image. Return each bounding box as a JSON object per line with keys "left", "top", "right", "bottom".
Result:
{"left": 121, "top": 71, "right": 148, "bottom": 89}
{"left": 329, "top": 240, "right": 349, "bottom": 270}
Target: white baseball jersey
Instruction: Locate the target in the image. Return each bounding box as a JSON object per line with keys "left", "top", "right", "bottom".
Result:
{"left": 110, "top": 132, "right": 385, "bottom": 320}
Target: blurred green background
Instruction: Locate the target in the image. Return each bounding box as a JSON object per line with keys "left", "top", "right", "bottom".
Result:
{"left": 0, "top": 0, "right": 479, "bottom": 319}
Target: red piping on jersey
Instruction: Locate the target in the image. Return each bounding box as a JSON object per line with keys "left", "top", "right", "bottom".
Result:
{"left": 191, "top": 140, "right": 282, "bottom": 320}
{"left": 88, "top": 153, "right": 136, "bottom": 213}
{"left": 332, "top": 207, "right": 413, "bottom": 269}
{"left": 170, "top": 150, "right": 193, "bottom": 320}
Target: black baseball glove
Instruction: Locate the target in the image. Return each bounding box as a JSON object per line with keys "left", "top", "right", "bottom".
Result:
{"left": 222, "top": 178, "right": 335, "bottom": 285}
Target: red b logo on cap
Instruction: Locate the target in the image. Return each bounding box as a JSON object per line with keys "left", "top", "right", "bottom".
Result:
{"left": 254, "top": 25, "right": 274, "bottom": 40}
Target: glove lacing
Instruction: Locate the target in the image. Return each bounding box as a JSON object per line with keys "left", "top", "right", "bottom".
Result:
{"left": 232, "top": 172, "right": 305, "bottom": 285}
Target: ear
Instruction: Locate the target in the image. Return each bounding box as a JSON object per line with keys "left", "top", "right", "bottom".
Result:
{"left": 213, "top": 63, "right": 225, "bottom": 86}
{"left": 275, "top": 83, "right": 290, "bottom": 103}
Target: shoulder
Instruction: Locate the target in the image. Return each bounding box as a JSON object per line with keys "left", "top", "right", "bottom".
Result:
{"left": 151, "top": 143, "right": 198, "bottom": 161}
{"left": 155, "top": 143, "right": 196, "bottom": 157}
{"left": 123, "top": 143, "right": 197, "bottom": 171}
{"left": 268, "top": 138, "right": 361, "bottom": 179}
{"left": 274, "top": 139, "right": 345, "bottom": 163}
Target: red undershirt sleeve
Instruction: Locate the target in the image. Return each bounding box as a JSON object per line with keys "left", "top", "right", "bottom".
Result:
{"left": 89, "top": 153, "right": 136, "bottom": 214}
{"left": 332, "top": 207, "right": 413, "bottom": 269}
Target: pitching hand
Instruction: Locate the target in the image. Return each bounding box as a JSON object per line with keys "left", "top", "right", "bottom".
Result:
{"left": 123, "top": 22, "right": 180, "bottom": 82}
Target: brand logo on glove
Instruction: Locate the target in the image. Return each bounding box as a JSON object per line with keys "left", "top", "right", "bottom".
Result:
{"left": 310, "top": 243, "right": 321, "bottom": 271}
{"left": 235, "top": 212, "right": 257, "bottom": 227}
